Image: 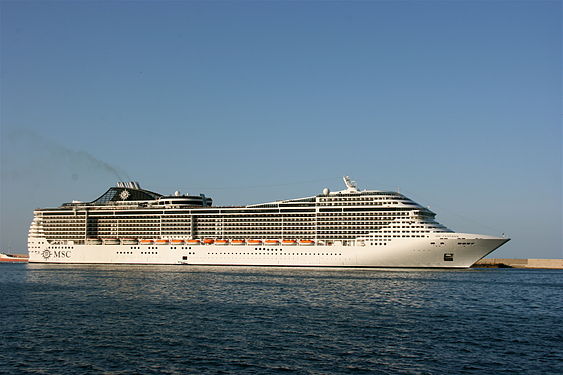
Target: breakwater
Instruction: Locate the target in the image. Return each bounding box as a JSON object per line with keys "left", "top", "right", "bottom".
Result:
{"left": 473, "top": 258, "right": 563, "bottom": 269}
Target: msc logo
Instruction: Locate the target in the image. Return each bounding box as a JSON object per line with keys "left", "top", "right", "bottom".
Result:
{"left": 41, "top": 250, "right": 72, "bottom": 259}
{"left": 53, "top": 251, "right": 71, "bottom": 258}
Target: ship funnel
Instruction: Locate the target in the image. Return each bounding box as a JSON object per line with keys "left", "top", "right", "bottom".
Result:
{"left": 116, "top": 181, "right": 141, "bottom": 189}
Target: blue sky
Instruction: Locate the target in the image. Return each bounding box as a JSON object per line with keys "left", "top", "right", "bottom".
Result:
{"left": 1, "top": 0, "right": 561, "bottom": 258}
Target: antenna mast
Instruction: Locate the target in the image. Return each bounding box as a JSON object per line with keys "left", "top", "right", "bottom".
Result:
{"left": 343, "top": 176, "right": 359, "bottom": 192}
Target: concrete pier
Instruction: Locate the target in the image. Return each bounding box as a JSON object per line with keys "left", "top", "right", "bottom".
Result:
{"left": 473, "top": 258, "right": 563, "bottom": 269}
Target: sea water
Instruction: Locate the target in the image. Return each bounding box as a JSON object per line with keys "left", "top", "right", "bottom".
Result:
{"left": 0, "top": 264, "right": 561, "bottom": 374}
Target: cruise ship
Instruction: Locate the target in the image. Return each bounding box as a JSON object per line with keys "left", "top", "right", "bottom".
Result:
{"left": 28, "top": 177, "right": 509, "bottom": 267}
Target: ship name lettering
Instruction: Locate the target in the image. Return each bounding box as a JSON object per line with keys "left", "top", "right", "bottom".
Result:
{"left": 53, "top": 251, "right": 71, "bottom": 258}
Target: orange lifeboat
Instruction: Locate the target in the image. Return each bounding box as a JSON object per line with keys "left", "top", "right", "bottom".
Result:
{"left": 187, "top": 239, "right": 201, "bottom": 245}
{"left": 140, "top": 239, "right": 153, "bottom": 245}
{"left": 215, "top": 240, "right": 229, "bottom": 245}
{"left": 299, "top": 240, "right": 315, "bottom": 246}
{"left": 265, "top": 240, "right": 279, "bottom": 245}
{"left": 247, "top": 239, "right": 262, "bottom": 245}
{"left": 281, "top": 240, "right": 297, "bottom": 246}
{"left": 203, "top": 238, "right": 215, "bottom": 245}
{"left": 231, "top": 239, "right": 245, "bottom": 245}
{"left": 170, "top": 239, "right": 185, "bottom": 245}
{"left": 155, "top": 239, "right": 169, "bottom": 245}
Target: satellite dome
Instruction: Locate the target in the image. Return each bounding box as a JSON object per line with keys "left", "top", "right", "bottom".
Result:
{"left": 323, "top": 188, "right": 330, "bottom": 195}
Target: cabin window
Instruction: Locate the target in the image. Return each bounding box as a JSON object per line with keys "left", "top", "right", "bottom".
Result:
{"left": 444, "top": 253, "right": 454, "bottom": 261}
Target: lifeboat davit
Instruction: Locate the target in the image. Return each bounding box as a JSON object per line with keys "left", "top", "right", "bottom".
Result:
{"left": 299, "top": 240, "right": 315, "bottom": 246}
{"left": 247, "top": 239, "right": 262, "bottom": 245}
{"left": 171, "top": 239, "right": 185, "bottom": 245}
{"left": 140, "top": 239, "right": 153, "bottom": 245}
{"left": 281, "top": 240, "right": 297, "bottom": 246}
{"left": 155, "top": 239, "right": 169, "bottom": 245}
{"left": 187, "top": 239, "right": 201, "bottom": 245}
{"left": 265, "top": 240, "right": 279, "bottom": 245}
{"left": 203, "top": 238, "right": 215, "bottom": 245}
{"left": 215, "top": 240, "right": 229, "bottom": 245}
{"left": 231, "top": 240, "right": 245, "bottom": 245}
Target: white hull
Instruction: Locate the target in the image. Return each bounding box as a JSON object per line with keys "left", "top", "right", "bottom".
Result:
{"left": 28, "top": 234, "right": 508, "bottom": 268}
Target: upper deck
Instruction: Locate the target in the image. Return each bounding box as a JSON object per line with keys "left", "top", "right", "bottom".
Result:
{"left": 31, "top": 178, "right": 451, "bottom": 244}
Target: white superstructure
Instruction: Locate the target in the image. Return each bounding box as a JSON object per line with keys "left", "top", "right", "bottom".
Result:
{"left": 28, "top": 177, "right": 509, "bottom": 268}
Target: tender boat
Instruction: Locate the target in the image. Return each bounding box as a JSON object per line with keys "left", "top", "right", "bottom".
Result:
{"left": 299, "top": 240, "right": 315, "bottom": 246}
{"left": 86, "top": 238, "right": 103, "bottom": 245}
{"left": 281, "top": 240, "right": 297, "bottom": 246}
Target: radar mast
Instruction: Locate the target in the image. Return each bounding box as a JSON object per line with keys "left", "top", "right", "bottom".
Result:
{"left": 343, "top": 176, "right": 359, "bottom": 192}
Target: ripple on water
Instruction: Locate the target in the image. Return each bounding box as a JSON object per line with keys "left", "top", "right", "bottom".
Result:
{"left": 0, "top": 264, "right": 562, "bottom": 374}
